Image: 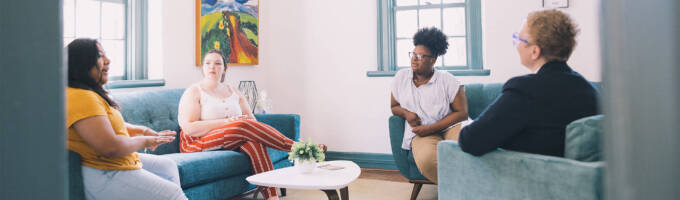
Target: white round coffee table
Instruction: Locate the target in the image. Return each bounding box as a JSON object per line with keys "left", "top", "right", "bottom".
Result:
{"left": 246, "top": 160, "right": 361, "bottom": 200}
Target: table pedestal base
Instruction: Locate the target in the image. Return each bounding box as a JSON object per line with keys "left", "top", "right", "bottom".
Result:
{"left": 322, "top": 186, "right": 348, "bottom": 200}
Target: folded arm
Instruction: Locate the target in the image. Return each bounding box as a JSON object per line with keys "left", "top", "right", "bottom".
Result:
{"left": 177, "top": 85, "right": 233, "bottom": 137}
{"left": 391, "top": 93, "right": 422, "bottom": 128}
{"left": 412, "top": 86, "right": 469, "bottom": 137}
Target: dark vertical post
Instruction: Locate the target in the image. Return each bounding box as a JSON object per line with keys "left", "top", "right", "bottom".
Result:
{"left": 600, "top": 0, "right": 680, "bottom": 199}
{"left": 0, "top": 0, "right": 67, "bottom": 199}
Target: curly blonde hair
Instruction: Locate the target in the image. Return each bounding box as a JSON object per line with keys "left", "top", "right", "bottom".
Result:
{"left": 526, "top": 9, "right": 580, "bottom": 62}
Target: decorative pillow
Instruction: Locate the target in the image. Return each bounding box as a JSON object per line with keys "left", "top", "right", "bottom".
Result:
{"left": 564, "top": 115, "right": 604, "bottom": 162}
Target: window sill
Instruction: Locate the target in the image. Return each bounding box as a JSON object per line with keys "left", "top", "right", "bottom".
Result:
{"left": 366, "top": 69, "right": 490, "bottom": 77}
{"left": 105, "top": 79, "right": 165, "bottom": 89}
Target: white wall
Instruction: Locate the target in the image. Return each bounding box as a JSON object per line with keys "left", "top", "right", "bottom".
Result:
{"left": 150, "top": 0, "right": 601, "bottom": 154}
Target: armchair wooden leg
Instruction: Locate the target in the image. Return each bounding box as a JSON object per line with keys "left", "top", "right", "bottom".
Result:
{"left": 408, "top": 179, "right": 434, "bottom": 200}
{"left": 410, "top": 183, "right": 423, "bottom": 200}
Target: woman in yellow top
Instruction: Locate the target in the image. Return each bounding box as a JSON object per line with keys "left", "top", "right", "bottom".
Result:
{"left": 66, "top": 38, "right": 187, "bottom": 200}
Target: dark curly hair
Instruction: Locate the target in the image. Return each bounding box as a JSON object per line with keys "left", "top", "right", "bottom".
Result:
{"left": 413, "top": 27, "right": 449, "bottom": 57}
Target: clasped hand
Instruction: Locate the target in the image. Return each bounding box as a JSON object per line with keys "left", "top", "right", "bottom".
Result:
{"left": 405, "top": 112, "right": 435, "bottom": 136}
{"left": 226, "top": 115, "right": 256, "bottom": 122}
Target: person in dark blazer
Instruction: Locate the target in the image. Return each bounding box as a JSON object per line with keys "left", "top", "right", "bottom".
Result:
{"left": 458, "top": 9, "right": 599, "bottom": 157}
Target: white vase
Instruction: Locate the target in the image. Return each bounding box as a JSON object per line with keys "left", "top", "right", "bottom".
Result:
{"left": 294, "top": 159, "right": 316, "bottom": 174}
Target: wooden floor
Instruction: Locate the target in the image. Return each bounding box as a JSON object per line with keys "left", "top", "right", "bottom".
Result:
{"left": 359, "top": 168, "right": 410, "bottom": 183}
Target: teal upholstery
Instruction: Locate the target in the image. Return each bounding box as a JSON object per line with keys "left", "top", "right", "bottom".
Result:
{"left": 434, "top": 83, "right": 604, "bottom": 200}
{"left": 389, "top": 115, "right": 428, "bottom": 180}
{"left": 463, "top": 83, "right": 504, "bottom": 119}
{"left": 68, "top": 88, "right": 300, "bottom": 200}
{"left": 438, "top": 141, "right": 604, "bottom": 200}
{"left": 163, "top": 151, "right": 252, "bottom": 188}
{"left": 565, "top": 115, "right": 604, "bottom": 162}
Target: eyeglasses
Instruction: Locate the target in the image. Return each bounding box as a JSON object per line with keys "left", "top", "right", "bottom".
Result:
{"left": 512, "top": 32, "right": 530, "bottom": 46}
{"left": 409, "top": 52, "right": 434, "bottom": 61}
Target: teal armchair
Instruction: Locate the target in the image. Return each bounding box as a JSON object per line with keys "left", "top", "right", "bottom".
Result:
{"left": 388, "top": 83, "right": 504, "bottom": 200}
{"left": 389, "top": 115, "right": 433, "bottom": 200}
{"left": 437, "top": 112, "right": 605, "bottom": 199}
{"left": 437, "top": 141, "right": 604, "bottom": 200}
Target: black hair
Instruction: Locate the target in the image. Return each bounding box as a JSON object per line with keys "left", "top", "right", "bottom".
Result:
{"left": 205, "top": 49, "right": 228, "bottom": 83}
{"left": 413, "top": 27, "right": 449, "bottom": 57}
{"left": 67, "top": 38, "right": 118, "bottom": 108}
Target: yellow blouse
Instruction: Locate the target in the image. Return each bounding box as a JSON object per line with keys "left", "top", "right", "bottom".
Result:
{"left": 66, "top": 87, "right": 141, "bottom": 170}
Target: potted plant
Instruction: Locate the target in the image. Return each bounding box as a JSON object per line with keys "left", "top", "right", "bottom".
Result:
{"left": 288, "top": 139, "right": 325, "bottom": 174}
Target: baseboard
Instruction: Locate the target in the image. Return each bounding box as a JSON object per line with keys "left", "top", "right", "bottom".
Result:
{"left": 324, "top": 151, "right": 397, "bottom": 170}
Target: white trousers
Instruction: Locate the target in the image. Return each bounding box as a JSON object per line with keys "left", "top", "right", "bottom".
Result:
{"left": 82, "top": 153, "right": 187, "bottom": 200}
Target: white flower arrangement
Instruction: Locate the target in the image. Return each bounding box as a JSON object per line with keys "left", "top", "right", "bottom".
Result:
{"left": 288, "top": 139, "right": 325, "bottom": 162}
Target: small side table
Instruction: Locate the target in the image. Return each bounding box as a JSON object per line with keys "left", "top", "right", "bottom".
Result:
{"left": 246, "top": 160, "right": 361, "bottom": 200}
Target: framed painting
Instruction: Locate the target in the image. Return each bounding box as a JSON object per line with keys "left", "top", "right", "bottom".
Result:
{"left": 196, "top": 0, "right": 259, "bottom": 66}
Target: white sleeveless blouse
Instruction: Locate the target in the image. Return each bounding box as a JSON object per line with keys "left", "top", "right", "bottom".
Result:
{"left": 198, "top": 85, "right": 243, "bottom": 120}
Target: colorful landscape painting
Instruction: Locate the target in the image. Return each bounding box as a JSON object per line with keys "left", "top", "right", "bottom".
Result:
{"left": 196, "top": 0, "right": 258, "bottom": 66}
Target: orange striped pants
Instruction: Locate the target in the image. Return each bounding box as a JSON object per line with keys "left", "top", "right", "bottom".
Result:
{"left": 179, "top": 120, "right": 294, "bottom": 198}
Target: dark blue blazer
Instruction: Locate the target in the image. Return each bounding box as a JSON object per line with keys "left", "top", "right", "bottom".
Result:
{"left": 459, "top": 61, "right": 599, "bottom": 157}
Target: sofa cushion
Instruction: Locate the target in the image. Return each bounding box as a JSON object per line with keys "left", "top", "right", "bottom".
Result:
{"left": 267, "top": 148, "right": 290, "bottom": 163}
{"left": 565, "top": 115, "right": 604, "bottom": 162}
{"left": 113, "top": 89, "right": 186, "bottom": 154}
{"left": 163, "top": 151, "right": 252, "bottom": 188}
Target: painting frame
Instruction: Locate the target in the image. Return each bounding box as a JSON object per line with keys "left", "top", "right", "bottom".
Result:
{"left": 195, "top": 0, "right": 259, "bottom": 66}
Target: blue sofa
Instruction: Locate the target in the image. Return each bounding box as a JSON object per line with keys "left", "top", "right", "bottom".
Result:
{"left": 68, "top": 88, "right": 299, "bottom": 200}
{"left": 390, "top": 83, "right": 603, "bottom": 200}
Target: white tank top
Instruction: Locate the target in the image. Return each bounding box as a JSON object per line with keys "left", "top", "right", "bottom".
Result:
{"left": 198, "top": 85, "right": 243, "bottom": 120}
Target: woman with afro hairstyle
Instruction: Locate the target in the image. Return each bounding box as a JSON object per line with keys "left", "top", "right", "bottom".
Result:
{"left": 390, "top": 27, "right": 469, "bottom": 184}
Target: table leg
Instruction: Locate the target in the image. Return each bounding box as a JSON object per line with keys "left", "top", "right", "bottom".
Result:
{"left": 340, "top": 186, "right": 349, "bottom": 200}
{"left": 322, "top": 189, "right": 340, "bottom": 200}
{"left": 252, "top": 187, "right": 264, "bottom": 200}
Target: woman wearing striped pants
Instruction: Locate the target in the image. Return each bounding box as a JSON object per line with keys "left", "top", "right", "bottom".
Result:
{"left": 177, "top": 50, "right": 324, "bottom": 200}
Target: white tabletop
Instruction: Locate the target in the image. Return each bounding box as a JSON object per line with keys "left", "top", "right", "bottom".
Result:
{"left": 246, "top": 160, "right": 361, "bottom": 190}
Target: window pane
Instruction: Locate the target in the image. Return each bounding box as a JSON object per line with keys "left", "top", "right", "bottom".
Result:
{"left": 421, "top": 0, "right": 441, "bottom": 5}
{"left": 419, "top": 8, "right": 441, "bottom": 30}
{"left": 395, "top": 0, "right": 417, "bottom": 6}
{"left": 63, "top": 0, "right": 75, "bottom": 37}
{"left": 100, "top": 39, "right": 125, "bottom": 77}
{"left": 147, "top": 0, "right": 164, "bottom": 79}
{"left": 75, "top": 0, "right": 101, "bottom": 38}
{"left": 396, "top": 10, "right": 417, "bottom": 38}
{"left": 102, "top": 1, "right": 125, "bottom": 40}
{"left": 434, "top": 56, "right": 443, "bottom": 68}
{"left": 443, "top": 0, "right": 465, "bottom": 3}
{"left": 396, "top": 39, "right": 414, "bottom": 67}
{"left": 443, "top": 7, "right": 466, "bottom": 36}
{"left": 443, "top": 37, "right": 467, "bottom": 66}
